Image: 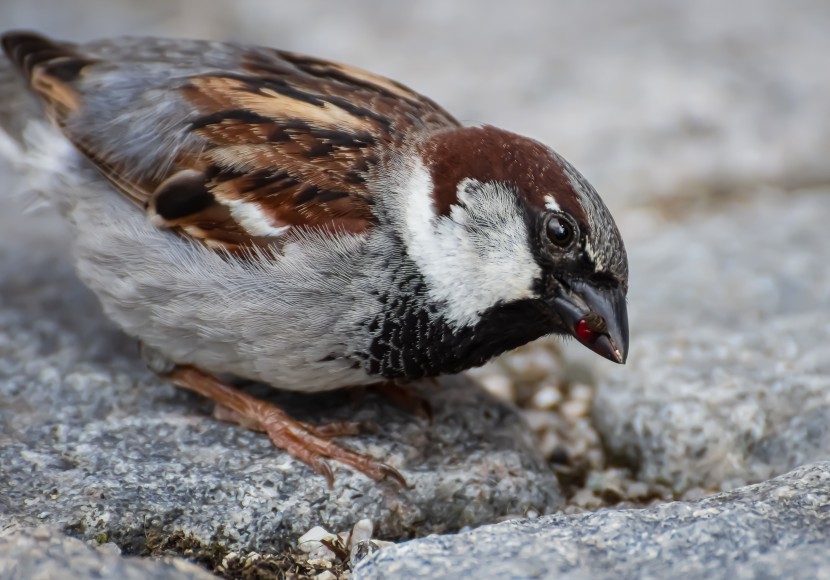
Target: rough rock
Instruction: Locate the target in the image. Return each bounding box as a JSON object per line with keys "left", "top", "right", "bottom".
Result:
{"left": 593, "top": 188, "right": 830, "bottom": 494}
{"left": 355, "top": 461, "right": 830, "bottom": 579}
{"left": 0, "top": 527, "right": 214, "bottom": 580}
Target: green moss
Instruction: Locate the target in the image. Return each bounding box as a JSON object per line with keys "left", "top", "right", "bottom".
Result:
{"left": 63, "top": 520, "right": 87, "bottom": 536}
{"left": 143, "top": 530, "right": 228, "bottom": 570}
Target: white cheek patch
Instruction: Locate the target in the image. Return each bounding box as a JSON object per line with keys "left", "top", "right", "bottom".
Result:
{"left": 399, "top": 164, "right": 541, "bottom": 328}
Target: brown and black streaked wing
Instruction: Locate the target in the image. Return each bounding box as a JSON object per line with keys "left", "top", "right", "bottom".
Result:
{"left": 1, "top": 31, "right": 461, "bottom": 251}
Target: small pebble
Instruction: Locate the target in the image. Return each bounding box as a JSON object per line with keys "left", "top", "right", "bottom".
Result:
{"left": 477, "top": 373, "right": 515, "bottom": 402}
{"left": 570, "top": 382, "right": 594, "bottom": 402}
{"left": 298, "top": 526, "right": 333, "bottom": 550}
{"left": 349, "top": 518, "right": 374, "bottom": 548}
{"left": 309, "top": 545, "right": 337, "bottom": 562}
{"left": 627, "top": 481, "right": 651, "bottom": 498}
{"left": 530, "top": 385, "right": 563, "bottom": 409}
{"left": 350, "top": 540, "right": 382, "bottom": 568}
{"left": 561, "top": 399, "right": 590, "bottom": 420}
{"left": 682, "top": 487, "right": 708, "bottom": 501}
{"left": 571, "top": 488, "right": 603, "bottom": 509}
{"left": 96, "top": 542, "right": 121, "bottom": 557}
{"left": 537, "top": 430, "right": 562, "bottom": 459}
{"left": 522, "top": 409, "right": 558, "bottom": 432}
{"left": 298, "top": 526, "right": 337, "bottom": 560}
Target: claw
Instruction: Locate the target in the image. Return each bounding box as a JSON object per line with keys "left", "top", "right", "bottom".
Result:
{"left": 381, "top": 464, "right": 409, "bottom": 488}
{"left": 313, "top": 459, "right": 335, "bottom": 488}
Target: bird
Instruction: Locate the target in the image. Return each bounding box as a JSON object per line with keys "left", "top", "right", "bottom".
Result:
{"left": 1, "top": 31, "right": 629, "bottom": 486}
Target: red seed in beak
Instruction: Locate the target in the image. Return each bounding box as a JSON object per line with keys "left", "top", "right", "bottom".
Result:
{"left": 576, "top": 318, "right": 599, "bottom": 343}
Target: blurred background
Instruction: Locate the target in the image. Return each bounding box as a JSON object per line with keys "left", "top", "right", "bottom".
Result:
{"left": 2, "top": 0, "right": 829, "bottom": 505}
{"left": 2, "top": 0, "right": 828, "bottom": 207}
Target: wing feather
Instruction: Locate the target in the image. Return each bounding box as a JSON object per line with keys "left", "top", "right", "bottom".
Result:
{"left": 2, "top": 31, "right": 460, "bottom": 251}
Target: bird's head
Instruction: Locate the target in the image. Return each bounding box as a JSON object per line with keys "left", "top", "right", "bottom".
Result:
{"left": 384, "top": 125, "right": 629, "bottom": 364}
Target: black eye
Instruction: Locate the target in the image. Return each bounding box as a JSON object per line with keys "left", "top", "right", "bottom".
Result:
{"left": 545, "top": 214, "right": 575, "bottom": 247}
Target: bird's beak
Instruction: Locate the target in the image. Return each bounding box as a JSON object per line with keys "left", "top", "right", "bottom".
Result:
{"left": 548, "top": 281, "right": 629, "bottom": 364}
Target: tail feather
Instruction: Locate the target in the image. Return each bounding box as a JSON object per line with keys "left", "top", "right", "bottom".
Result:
{"left": 0, "top": 52, "right": 42, "bottom": 142}
{"left": 0, "top": 32, "right": 81, "bottom": 213}
{"left": 2, "top": 31, "right": 92, "bottom": 130}
{"left": 2, "top": 30, "right": 83, "bottom": 84}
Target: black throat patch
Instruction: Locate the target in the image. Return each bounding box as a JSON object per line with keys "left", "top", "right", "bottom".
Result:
{"left": 361, "top": 260, "right": 556, "bottom": 379}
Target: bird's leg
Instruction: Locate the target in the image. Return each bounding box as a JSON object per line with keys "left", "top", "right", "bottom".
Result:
{"left": 367, "top": 380, "right": 434, "bottom": 423}
{"left": 212, "top": 403, "right": 361, "bottom": 438}
{"left": 163, "top": 364, "right": 407, "bottom": 487}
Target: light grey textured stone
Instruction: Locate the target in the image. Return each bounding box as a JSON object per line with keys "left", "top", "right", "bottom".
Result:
{"left": 0, "top": 528, "right": 215, "bottom": 580}
{"left": 622, "top": 189, "right": 830, "bottom": 334}
{"left": 355, "top": 462, "right": 830, "bottom": 580}
{"left": 592, "top": 189, "right": 830, "bottom": 494}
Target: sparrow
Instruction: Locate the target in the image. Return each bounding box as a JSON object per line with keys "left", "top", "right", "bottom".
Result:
{"left": 1, "top": 31, "right": 629, "bottom": 486}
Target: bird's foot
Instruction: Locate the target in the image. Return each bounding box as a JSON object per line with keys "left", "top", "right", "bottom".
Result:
{"left": 166, "top": 365, "right": 407, "bottom": 487}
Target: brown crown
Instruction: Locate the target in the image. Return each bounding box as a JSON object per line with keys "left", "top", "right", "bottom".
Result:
{"left": 423, "top": 125, "right": 587, "bottom": 226}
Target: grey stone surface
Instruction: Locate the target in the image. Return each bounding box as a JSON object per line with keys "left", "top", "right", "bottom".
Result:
{"left": 623, "top": 189, "right": 830, "bottom": 334}
{"left": 355, "top": 461, "right": 830, "bottom": 579}
{"left": 592, "top": 188, "right": 830, "bottom": 494}
{"left": 0, "top": 226, "right": 561, "bottom": 551}
{"left": 0, "top": 527, "right": 215, "bottom": 580}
